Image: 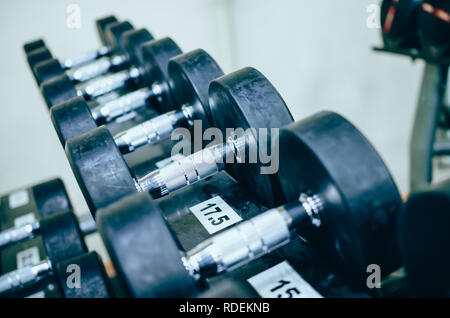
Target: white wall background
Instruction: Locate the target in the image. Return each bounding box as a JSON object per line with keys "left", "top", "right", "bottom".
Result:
{"left": 0, "top": 0, "right": 428, "bottom": 217}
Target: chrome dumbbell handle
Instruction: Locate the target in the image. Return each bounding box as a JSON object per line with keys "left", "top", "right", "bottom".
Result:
{"left": 183, "top": 208, "right": 291, "bottom": 280}
{"left": 77, "top": 66, "right": 141, "bottom": 100}
{"left": 135, "top": 135, "right": 246, "bottom": 198}
{"left": 0, "top": 221, "right": 40, "bottom": 249}
{"left": 113, "top": 104, "right": 194, "bottom": 154}
{"left": 0, "top": 259, "right": 52, "bottom": 294}
{"left": 67, "top": 54, "right": 127, "bottom": 83}
{"left": 91, "top": 87, "right": 155, "bottom": 123}
{"left": 62, "top": 45, "right": 112, "bottom": 69}
{"left": 182, "top": 194, "right": 324, "bottom": 281}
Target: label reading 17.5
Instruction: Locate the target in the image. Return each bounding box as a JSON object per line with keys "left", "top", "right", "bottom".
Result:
{"left": 189, "top": 196, "right": 242, "bottom": 234}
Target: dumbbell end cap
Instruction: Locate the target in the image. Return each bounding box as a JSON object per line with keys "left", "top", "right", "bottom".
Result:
{"left": 23, "top": 39, "right": 46, "bottom": 54}
{"left": 34, "top": 58, "right": 65, "bottom": 86}
{"left": 41, "top": 74, "right": 77, "bottom": 109}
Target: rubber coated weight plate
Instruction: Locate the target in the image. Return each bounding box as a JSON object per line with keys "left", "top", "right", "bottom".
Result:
{"left": 209, "top": 67, "right": 294, "bottom": 208}
{"left": 56, "top": 252, "right": 113, "bottom": 298}
{"left": 40, "top": 211, "right": 87, "bottom": 264}
{"left": 34, "top": 58, "right": 65, "bottom": 85}
{"left": 65, "top": 126, "right": 137, "bottom": 216}
{"left": 24, "top": 39, "right": 46, "bottom": 54}
{"left": 167, "top": 49, "right": 224, "bottom": 128}
{"left": 32, "top": 178, "right": 72, "bottom": 218}
{"left": 380, "top": 0, "right": 423, "bottom": 49}
{"left": 139, "top": 37, "right": 183, "bottom": 113}
{"left": 104, "top": 21, "right": 134, "bottom": 51}
{"left": 41, "top": 74, "right": 78, "bottom": 108}
{"left": 50, "top": 96, "right": 98, "bottom": 146}
{"left": 121, "top": 29, "right": 154, "bottom": 65}
{"left": 27, "top": 47, "right": 52, "bottom": 80}
{"left": 97, "top": 192, "right": 197, "bottom": 297}
{"left": 95, "top": 15, "right": 118, "bottom": 46}
{"left": 277, "top": 111, "right": 402, "bottom": 286}
{"left": 419, "top": 0, "right": 450, "bottom": 58}
{"left": 399, "top": 179, "right": 450, "bottom": 297}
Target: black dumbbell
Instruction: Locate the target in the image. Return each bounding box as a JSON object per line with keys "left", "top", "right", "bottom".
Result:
{"left": 96, "top": 111, "right": 402, "bottom": 297}
{"left": 24, "top": 16, "right": 130, "bottom": 82}
{"left": 0, "top": 251, "right": 112, "bottom": 298}
{"left": 34, "top": 26, "right": 152, "bottom": 87}
{"left": 380, "top": 0, "right": 423, "bottom": 50}
{"left": 0, "top": 178, "right": 72, "bottom": 223}
{"left": 41, "top": 37, "right": 182, "bottom": 108}
{"left": 0, "top": 211, "right": 96, "bottom": 250}
{"left": 0, "top": 209, "right": 105, "bottom": 297}
{"left": 398, "top": 178, "right": 450, "bottom": 297}
{"left": 419, "top": 0, "right": 450, "bottom": 59}
{"left": 65, "top": 67, "right": 293, "bottom": 215}
{"left": 23, "top": 15, "right": 117, "bottom": 56}
{"left": 50, "top": 48, "right": 222, "bottom": 149}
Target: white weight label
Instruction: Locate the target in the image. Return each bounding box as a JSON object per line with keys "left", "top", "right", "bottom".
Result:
{"left": 26, "top": 291, "right": 45, "bottom": 298}
{"left": 155, "top": 153, "right": 185, "bottom": 169}
{"left": 8, "top": 189, "right": 29, "bottom": 209}
{"left": 247, "top": 261, "right": 323, "bottom": 298}
{"left": 14, "top": 213, "right": 36, "bottom": 227}
{"left": 16, "top": 246, "right": 40, "bottom": 269}
{"left": 189, "top": 196, "right": 242, "bottom": 234}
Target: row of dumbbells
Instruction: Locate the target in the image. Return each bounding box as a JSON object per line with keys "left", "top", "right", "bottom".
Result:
{"left": 7, "top": 11, "right": 448, "bottom": 298}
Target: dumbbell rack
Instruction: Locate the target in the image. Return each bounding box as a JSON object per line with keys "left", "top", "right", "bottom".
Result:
{"left": 374, "top": 46, "right": 450, "bottom": 191}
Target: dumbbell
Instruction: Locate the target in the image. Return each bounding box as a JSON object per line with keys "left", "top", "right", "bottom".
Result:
{"left": 398, "top": 179, "right": 450, "bottom": 297}
{"left": 419, "top": 0, "right": 450, "bottom": 59}
{"left": 96, "top": 111, "right": 402, "bottom": 297}
{"left": 0, "top": 212, "right": 96, "bottom": 250}
{"left": 50, "top": 48, "right": 222, "bottom": 149}
{"left": 65, "top": 67, "right": 293, "bottom": 215}
{"left": 24, "top": 16, "right": 131, "bottom": 83}
{"left": 380, "top": 0, "right": 423, "bottom": 50}
{"left": 24, "top": 16, "right": 121, "bottom": 78}
{"left": 41, "top": 36, "right": 182, "bottom": 109}
{"left": 34, "top": 27, "right": 152, "bottom": 87}
{"left": 0, "top": 251, "right": 111, "bottom": 298}
{"left": 23, "top": 15, "right": 117, "bottom": 56}
{"left": 0, "top": 178, "right": 72, "bottom": 224}
{"left": 0, "top": 210, "right": 109, "bottom": 297}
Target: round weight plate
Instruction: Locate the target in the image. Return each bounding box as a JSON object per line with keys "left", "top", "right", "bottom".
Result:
{"left": 41, "top": 74, "right": 77, "bottom": 109}
{"left": 277, "top": 111, "right": 402, "bottom": 286}
{"left": 34, "top": 58, "right": 65, "bottom": 85}
{"left": 97, "top": 192, "right": 197, "bottom": 297}
{"left": 32, "top": 178, "right": 72, "bottom": 218}
{"left": 40, "top": 211, "right": 87, "bottom": 265}
{"left": 167, "top": 49, "right": 224, "bottom": 128}
{"left": 121, "top": 28, "right": 154, "bottom": 65}
{"left": 24, "top": 39, "right": 46, "bottom": 54}
{"left": 209, "top": 67, "right": 293, "bottom": 208}
{"left": 27, "top": 47, "right": 52, "bottom": 79}
{"left": 95, "top": 15, "right": 118, "bottom": 46}
{"left": 419, "top": 0, "right": 450, "bottom": 58}
{"left": 104, "top": 21, "right": 134, "bottom": 51}
{"left": 140, "top": 37, "right": 183, "bottom": 113}
{"left": 65, "top": 126, "right": 137, "bottom": 216}
{"left": 50, "top": 96, "right": 98, "bottom": 146}
{"left": 380, "top": 0, "right": 422, "bottom": 49}
{"left": 56, "top": 252, "right": 113, "bottom": 298}
{"left": 399, "top": 179, "right": 450, "bottom": 297}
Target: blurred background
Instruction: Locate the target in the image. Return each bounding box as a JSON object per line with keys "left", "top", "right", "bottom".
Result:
{"left": 0, "top": 0, "right": 433, "bottom": 217}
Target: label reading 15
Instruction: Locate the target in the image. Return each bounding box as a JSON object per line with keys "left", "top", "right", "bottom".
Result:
{"left": 189, "top": 196, "right": 242, "bottom": 234}
{"left": 247, "top": 261, "right": 323, "bottom": 298}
